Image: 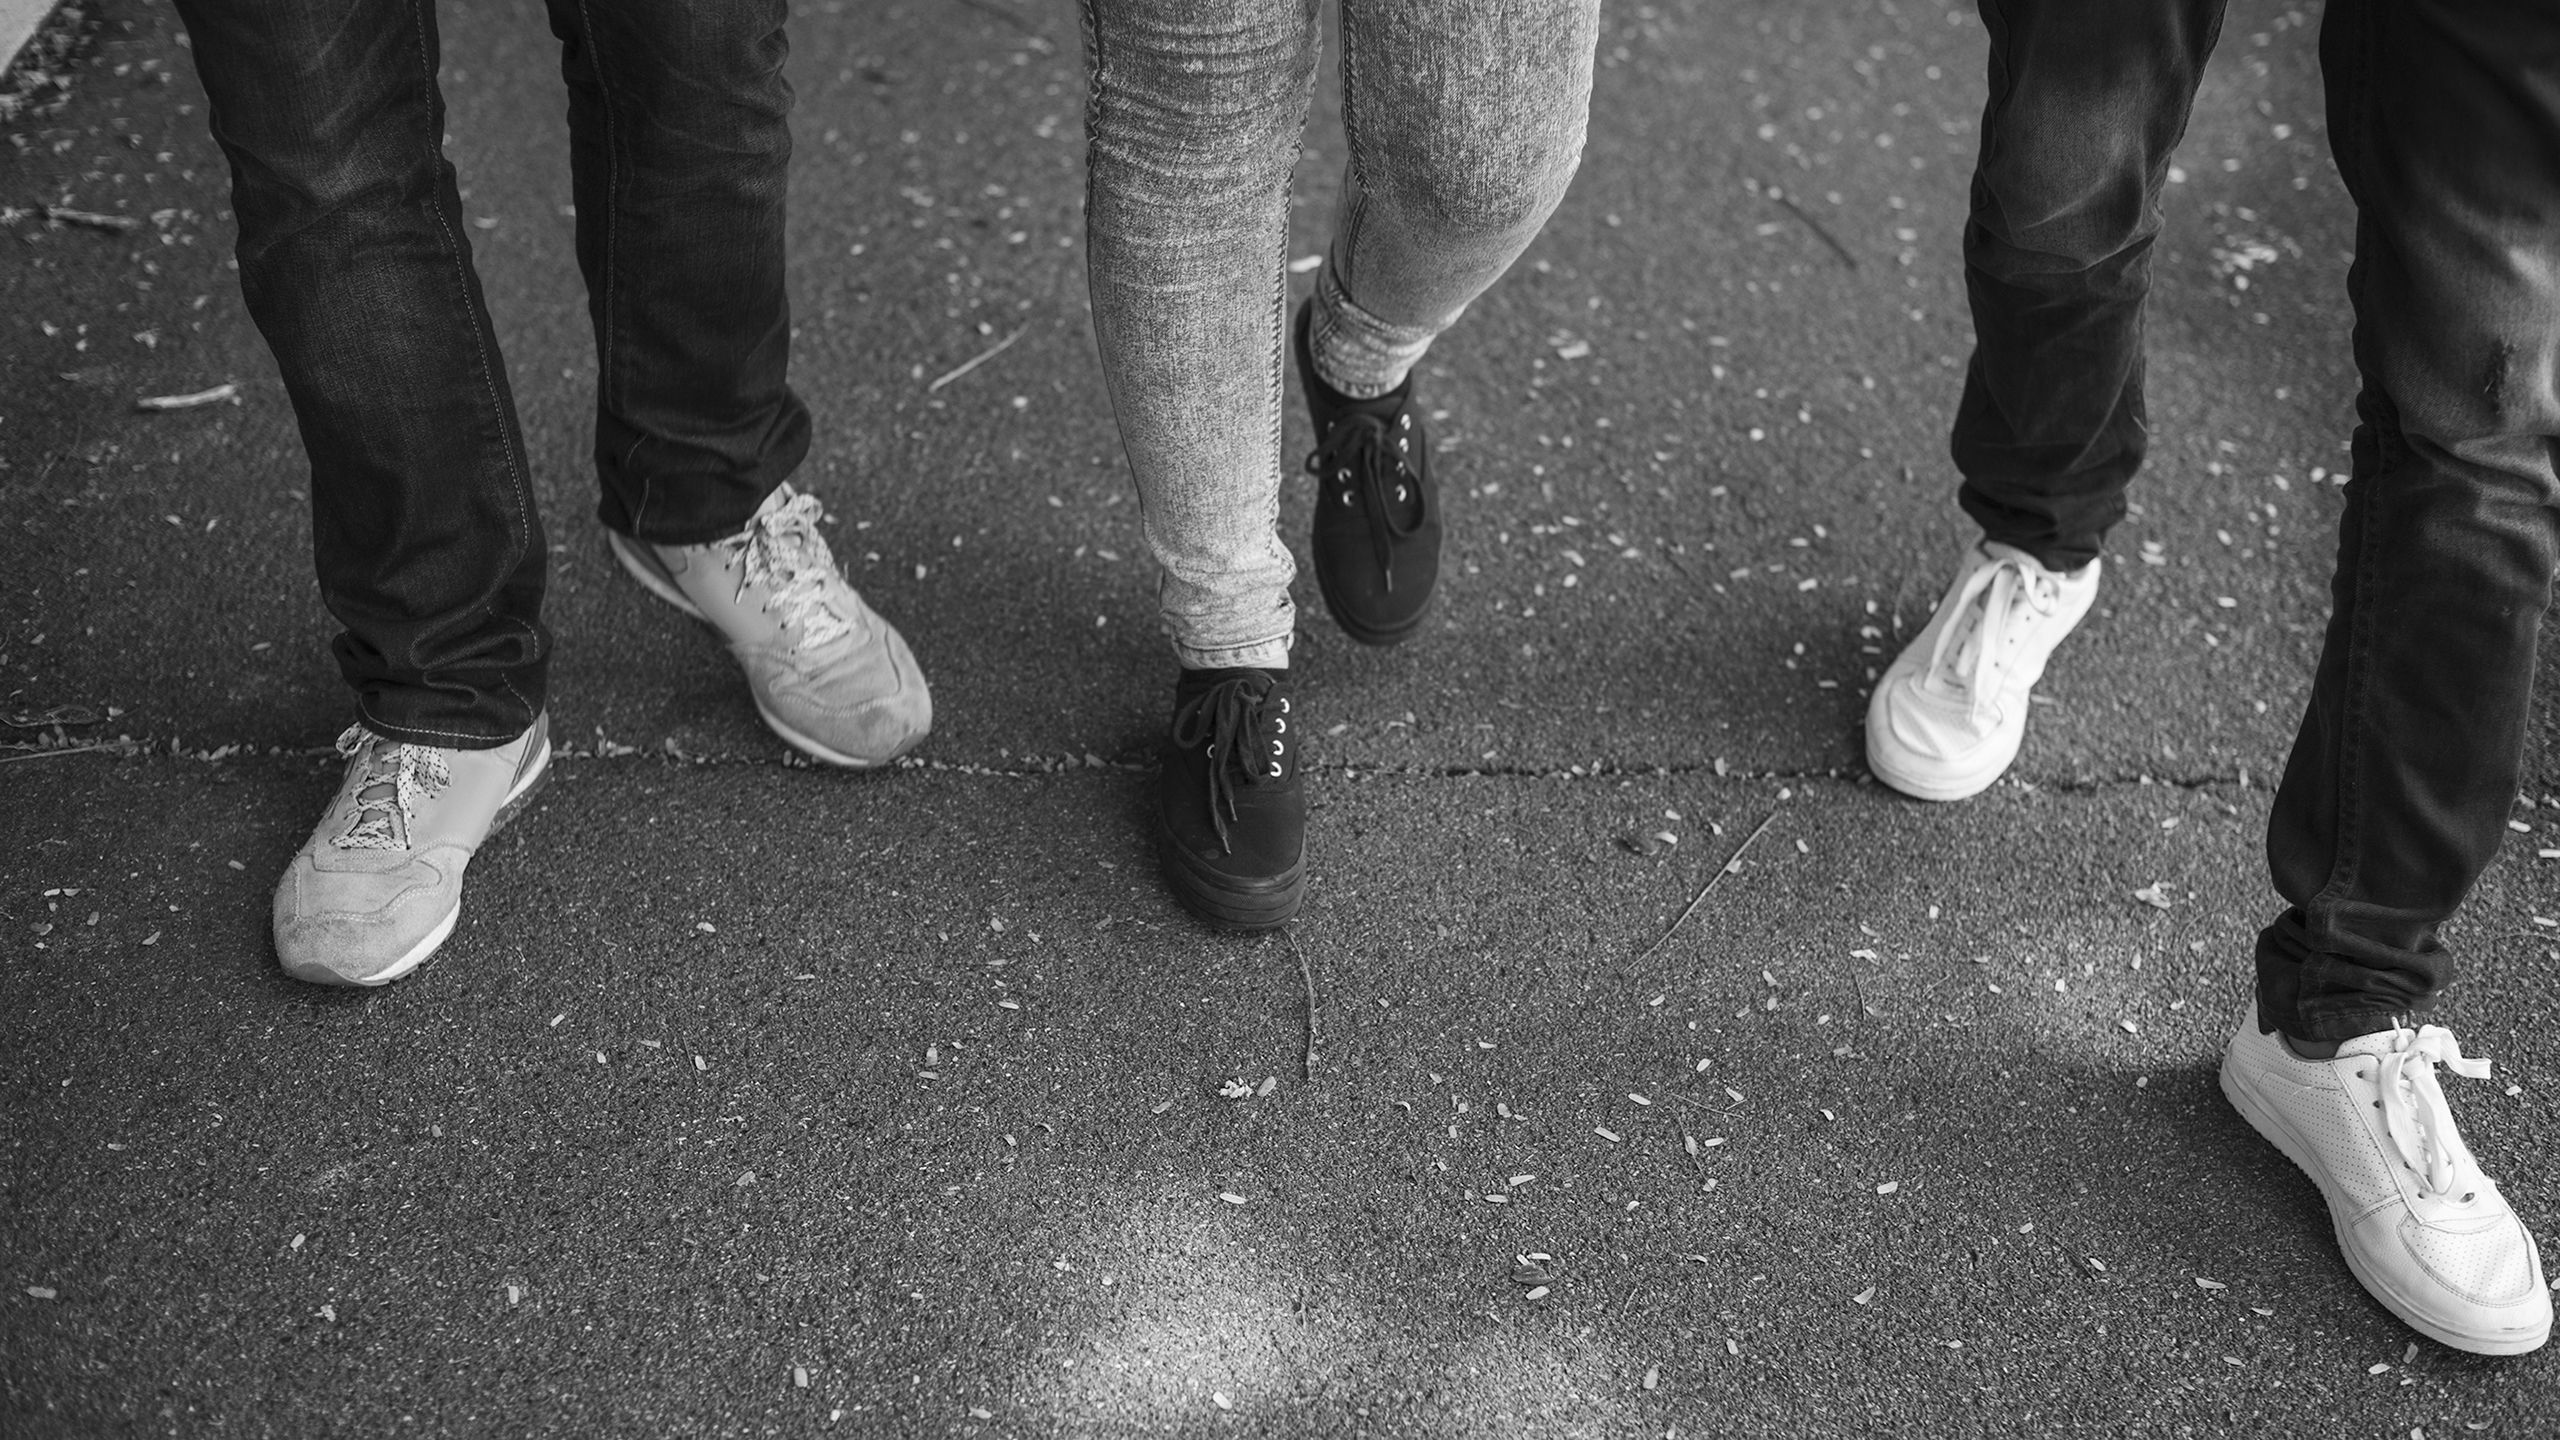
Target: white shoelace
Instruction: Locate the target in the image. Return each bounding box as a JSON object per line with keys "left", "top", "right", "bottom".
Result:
{"left": 332, "top": 726, "right": 449, "bottom": 851}
{"left": 1924, "top": 550, "right": 2064, "bottom": 720}
{"left": 2370, "top": 1025, "right": 2495, "bottom": 1200}
{"left": 724, "top": 491, "right": 858, "bottom": 649}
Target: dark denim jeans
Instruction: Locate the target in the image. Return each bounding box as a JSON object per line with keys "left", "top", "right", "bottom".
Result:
{"left": 172, "top": 0, "right": 809, "bottom": 747}
{"left": 2254, "top": 0, "right": 2560, "bottom": 1042}
{"left": 1951, "top": 0, "right": 2226, "bottom": 571}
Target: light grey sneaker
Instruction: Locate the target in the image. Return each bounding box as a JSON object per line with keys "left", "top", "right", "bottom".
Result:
{"left": 273, "top": 714, "right": 552, "bottom": 987}
{"left": 610, "top": 483, "right": 931, "bottom": 767}
{"left": 2220, "top": 1000, "right": 2552, "bottom": 1354}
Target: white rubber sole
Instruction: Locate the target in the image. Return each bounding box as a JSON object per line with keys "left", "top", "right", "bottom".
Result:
{"left": 2219, "top": 1054, "right": 2552, "bottom": 1356}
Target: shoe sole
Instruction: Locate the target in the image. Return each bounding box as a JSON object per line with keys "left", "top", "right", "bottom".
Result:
{"left": 1159, "top": 832, "right": 1306, "bottom": 932}
{"left": 320, "top": 736, "right": 554, "bottom": 988}
{"left": 609, "top": 531, "right": 923, "bottom": 770}
{"left": 2218, "top": 1052, "right": 2553, "bottom": 1356}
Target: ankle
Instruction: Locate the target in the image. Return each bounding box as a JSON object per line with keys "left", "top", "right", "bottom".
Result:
{"left": 2283, "top": 1033, "right": 2343, "bottom": 1061}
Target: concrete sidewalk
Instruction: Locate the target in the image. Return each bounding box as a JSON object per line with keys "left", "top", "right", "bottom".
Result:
{"left": 5, "top": 0, "right": 2557, "bottom": 1435}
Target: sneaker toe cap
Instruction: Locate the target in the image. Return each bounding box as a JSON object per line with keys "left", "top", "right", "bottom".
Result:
{"left": 272, "top": 850, "right": 465, "bottom": 985}
{"left": 754, "top": 627, "right": 934, "bottom": 765}
{"left": 2397, "top": 1211, "right": 2549, "bottom": 1310}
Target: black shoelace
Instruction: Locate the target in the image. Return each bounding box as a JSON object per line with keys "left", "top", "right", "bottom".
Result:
{"left": 1305, "top": 410, "right": 1423, "bottom": 590}
{"left": 1170, "top": 675, "right": 1291, "bottom": 854}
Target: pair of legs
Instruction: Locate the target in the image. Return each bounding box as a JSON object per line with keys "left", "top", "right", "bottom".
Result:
{"left": 1875, "top": 0, "right": 2560, "bottom": 1352}
{"left": 176, "top": 0, "right": 928, "bottom": 985}
{"left": 1079, "top": 0, "right": 1598, "bottom": 926}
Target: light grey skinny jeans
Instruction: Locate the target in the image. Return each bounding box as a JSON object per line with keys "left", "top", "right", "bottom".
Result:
{"left": 1080, "top": 0, "right": 1599, "bottom": 670}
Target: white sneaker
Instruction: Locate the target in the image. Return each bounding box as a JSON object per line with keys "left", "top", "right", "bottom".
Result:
{"left": 611, "top": 484, "right": 931, "bottom": 767}
{"left": 2220, "top": 1001, "right": 2552, "bottom": 1354}
{"left": 1865, "top": 540, "right": 2098, "bottom": 800}
{"left": 273, "top": 714, "right": 552, "bottom": 986}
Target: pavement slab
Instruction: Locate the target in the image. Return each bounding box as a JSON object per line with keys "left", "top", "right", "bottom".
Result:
{"left": 6, "top": 0, "right": 2560, "bottom": 1436}
{"left": 8, "top": 755, "right": 2560, "bottom": 1436}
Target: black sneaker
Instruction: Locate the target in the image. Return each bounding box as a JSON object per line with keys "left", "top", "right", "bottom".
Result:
{"left": 1158, "top": 667, "right": 1305, "bottom": 930}
{"left": 1294, "top": 301, "right": 1440, "bottom": 646}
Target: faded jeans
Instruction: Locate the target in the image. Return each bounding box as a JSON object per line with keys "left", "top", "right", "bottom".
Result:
{"left": 2254, "top": 0, "right": 2560, "bottom": 1042}
{"left": 1079, "top": 0, "right": 1599, "bottom": 670}
{"left": 171, "top": 0, "right": 808, "bottom": 747}
{"left": 1952, "top": 0, "right": 2226, "bottom": 571}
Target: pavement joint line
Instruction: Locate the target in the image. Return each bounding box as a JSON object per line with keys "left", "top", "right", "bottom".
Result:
{"left": 0, "top": 737, "right": 2275, "bottom": 796}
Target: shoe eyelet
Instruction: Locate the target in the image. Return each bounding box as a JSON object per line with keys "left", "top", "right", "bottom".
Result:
{"left": 1278, "top": 697, "right": 1290, "bottom": 712}
{"left": 1398, "top": 415, "right": 1410, "bottom": 428}
{"left": 1340, "top": 492, "right": 1355, "bottom": 507}
{"left": 1274, "top": 718, "right": 1287, "bottom": 733}
{"left": 1270, "top": 740, "right": 1283, "bottom": 756}
{"left": 1336, "top": 469, "right": 1351, "bottom": 482}
{"left": 1268, "top": 763, "right": 1283, "bottom": 778}
{"left": 1394, "top": 486, "right": 1408, "bottom": 502}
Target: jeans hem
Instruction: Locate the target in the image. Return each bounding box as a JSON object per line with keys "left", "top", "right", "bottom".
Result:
{"left": 354, "top": 710, "right": 536, "bottom": 753}
{"left": 1172, "top": 634, "right": 1293, "bottom": 673}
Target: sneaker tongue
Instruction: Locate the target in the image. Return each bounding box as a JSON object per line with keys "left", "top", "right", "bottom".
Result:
{"left": 2336, "top": 1029, "right": 2407, "bottom": 1060}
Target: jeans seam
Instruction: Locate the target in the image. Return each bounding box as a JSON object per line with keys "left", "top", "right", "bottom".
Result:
{"left": 577, "top": 0, "right": 641, "bottom": 534}
{"left": 403, "top": 0, "right": 544, "bottom": 703}
{"left": 2308, "top": 432, "right": 2391, "bottom": 950}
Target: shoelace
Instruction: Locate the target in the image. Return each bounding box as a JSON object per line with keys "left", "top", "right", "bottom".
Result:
{"left": 1306, "top": 411, "right": 1423, "bottom": 591}
{"left": 1169, "top": 676, "right": 1290, "bottom": 855}
{"left": 332, "top": 726, "right": 449, "bottom": 851}
{"left": 1924, "top": 549, "right": 2062, "bottom": 721}
{"left": 2370, "top": 1025, "right": 2494, "bottom": 1201}
{"left": 725, "top": 491, "right": 858, "bottom": 649}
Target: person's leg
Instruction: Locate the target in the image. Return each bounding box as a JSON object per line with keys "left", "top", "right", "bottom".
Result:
{"left": 1954, "top": 0, "right": 2224, "bottom": 569}
{"left": 172, "top": 0, "right": 550, "bottom": 747}
{"left": 170, "top": 0, "right": 556, "bottom": 986}
{"left": 1294, "top": 0, "right": 1597, "bottom": 644}
{"left": 1868, "top": 0, "right": 2223, "bottom": 802}
{"left": 553, "top": 0, "right": 930, "bottom": 766}
{"left": 1082, "top": 0, "right": 1312, "bottom": 677}
{"left": 1311, "top": 0, "right": 1596, "bottom": 395}
{"left": 544, "top": 0, "right": 804, "bottom": 544}
{"left": 2222, "top": 0, "right": 2560, "bottom": 1356}
{"left": 1081, "top": 0, "right": 1318, "bottom": 928}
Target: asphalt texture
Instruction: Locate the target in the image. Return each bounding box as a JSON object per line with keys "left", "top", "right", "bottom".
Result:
{"left": 5, "top": 0, "right": 2559, "bottom": 1436}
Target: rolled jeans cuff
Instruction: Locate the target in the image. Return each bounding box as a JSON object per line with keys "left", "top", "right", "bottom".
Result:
{"left": 1308, "top": 262, "right": 1439, "bottom": 400}
{"left": 1171, "top": 632, "right": 1293, "bottom": 673}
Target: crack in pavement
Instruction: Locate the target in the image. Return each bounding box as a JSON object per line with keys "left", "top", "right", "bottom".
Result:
{"left": 0, "top": 737, "right": 2276, "bottom": 797}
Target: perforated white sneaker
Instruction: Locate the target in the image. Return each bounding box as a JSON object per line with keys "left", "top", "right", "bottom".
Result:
{"left": 273, "top": 714, "right": 551, "bottom": 986}
{"left": 612, "top": 484, "right": 931, "bottom": 767}
{"left": 2220, "top": 1001, "right": 2552, "bottom": 1354}
{"left": 1865, "top": 540, "right": 2099, "bottom": 800}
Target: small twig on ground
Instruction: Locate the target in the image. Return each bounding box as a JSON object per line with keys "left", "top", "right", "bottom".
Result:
{"left": 135, "top": 382, "right": 240, "bottom": 412}
{"left": 1629, "top": 810, "right": 1778, "bottom": 967}
{"left": 0, "top": 744, "right": 111, "bottom": 765}
{"left": 1773, "top": 193, "right": 1859, "bottom": 271}
{"left": 926, "top": 325, "right": 1028, "bottom": 392}
{"left": 1285, "top": 926, "right": 1320, "bottom": 1081}
{"left": 44, "top": 204, "right": 139, "bottom": 233}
